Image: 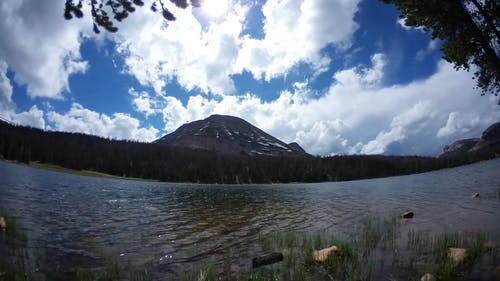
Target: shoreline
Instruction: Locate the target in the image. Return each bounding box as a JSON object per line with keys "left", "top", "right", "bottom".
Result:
{"left": 2, "top": 160, "right": 157, "bottom": 182}
{"left": 1, "top": 158, "right": 499, "bottom": 185}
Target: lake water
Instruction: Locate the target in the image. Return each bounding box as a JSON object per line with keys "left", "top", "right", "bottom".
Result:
{"left": 0, "top": 159, "right": 499, "bottom": 279}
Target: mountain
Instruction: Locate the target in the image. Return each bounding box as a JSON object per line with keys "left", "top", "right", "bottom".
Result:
{"left": 439, "top": 121, "right": 500, "bottom": 158}
{"left": 439, "top": 138, "right": 480, "bottom": 158}
{"left": 155, "top": 114, "right": 308, "bottom": 157}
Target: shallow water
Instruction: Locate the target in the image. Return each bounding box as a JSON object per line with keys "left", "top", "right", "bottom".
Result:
{"left": 0, "top": 159, "right": 499, "bottom": 278}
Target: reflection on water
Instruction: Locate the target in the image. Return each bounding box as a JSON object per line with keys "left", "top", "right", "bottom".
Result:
{"left": 0, "top": 159, "right": 499, "bottom": 277}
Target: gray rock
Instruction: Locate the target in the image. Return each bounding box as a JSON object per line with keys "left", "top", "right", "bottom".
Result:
{"left": 420, "top": 273, "right": 436, "bottom": 281}
{"left": 484, "top": 241, "right": 497, "bottom": 251}
{"left": 495, "top": 265, "right": 500, "bottom": 279}
{"left": 313, "top": 245, "right": 338, "bottom": 262}
{"left": 400, "top": 211, "right": 414, "bottom": 219}
{"left": 0, "top": 216, "right": 6, "bottom": 230}
{"left": 252, "top": 252, "right": 284, "bottom": 268}
{"left": 448, "top": 247, "right": 467, "bottom": 264}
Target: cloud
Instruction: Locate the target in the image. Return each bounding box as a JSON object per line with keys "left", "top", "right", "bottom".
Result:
{"left": 155, "top": 56, "right": 500, "bottom": 156}
{"left": 129, "top": 88, "right": 161, "bottom": 117}
{"left": 6, "top": 106, "right": 46, "bottom": 129}
{"left": 236, "top": 0, "right": 361, "bottom": 80}
{"left": 397, "top": 18, "right": 424, "bottom": 32}
{"left": 1, "top": 0, "right": 496, "bottom": 157}
{"left": 360, "top": 101, "right": 434, "bottom": 154}
{"left": 436, "top": 112, "right": 481, "bottom": 139}
{"left": 0, "top": 0, "right": 362, "bottom": 100}
{"left": 0, "top": 60, "right": 14, "bottom": 112}
{"left": 0, "top": 0, "right": 90, "bottom": 99}
{"left": 416, "top": 40, "right": 439, "bottom": 61}
{"left": 47, "top": 103, "right": 159, "bottom": 142}
{"left": 114, "top": 1, "right": 247, "bottom": 95}
{"left": 0, "top": 62, "right": 46, "bottom": 129}
{"left": 113, "top": 0, "right": 361, "bottom": 95}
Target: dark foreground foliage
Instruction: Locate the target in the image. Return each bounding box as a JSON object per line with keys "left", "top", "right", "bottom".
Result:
{"left": 382, "top": 0, "right": 500, "bottom": 95}
{"left": 0, "top": 120, "right": 499, "bottom": 183}
{"left": 64, "top": 0, "right": 201, "bottom": 33}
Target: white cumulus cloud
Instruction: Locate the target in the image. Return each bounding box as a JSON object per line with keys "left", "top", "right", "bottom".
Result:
{"left": 436, "top": 112, "right": 481, "bottom": 139}
{"left": 47, "top": 103, "right": 159, "bottom": 142}
{"left": 0, "top": 0, "right": 90, "bottom": 99}
{"left": 114, "top": 1, "right": 247, "bottom": 95}
{"left": 154, "top": 56, "right": 500, "bottom": 156}
{"left": 236, "top": 0, "right": 360, "bottom": 80}
{"left": 0, "top": 60, "right": 14, "bottom": 114}
{"left": 7, "top": 106, "right": 45, "bottom": 129}
{"left": 112, "top": 0, "right": 361, "bottom": 95}
{"left": 129, "top": 88, "right": 161, "bottom": 117}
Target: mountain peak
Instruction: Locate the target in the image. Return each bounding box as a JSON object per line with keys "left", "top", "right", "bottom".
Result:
{"left": 155, "top": 115, "right": 308, "bottom": 157}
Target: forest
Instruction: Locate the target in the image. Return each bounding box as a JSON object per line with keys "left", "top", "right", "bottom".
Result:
{"left": 1, "top": 120, "right": 499, "bottom": 184}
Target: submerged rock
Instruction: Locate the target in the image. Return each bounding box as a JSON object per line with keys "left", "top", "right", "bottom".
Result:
{"left": 495, "top": 265, "right": 500, "bottom": 279}
{"left": 484, "top": 241, "right": 497, "bottom": 251}
{"left": 252, "top": 252, "right": 283, "bottom": 268}
{"left": 448, "top": 247, "right": 467, "bottom": 264}
{"left": 400, "top": 211, "right": 414, "bottom": 219}
{"left": 420, "top": 273, "right": 436, "bottom": 281}
{"left": 313, "top": 245, "right": 338, "bottom": 262}
{"left": 0, "top": 217, "right": 6, "bottom": 230}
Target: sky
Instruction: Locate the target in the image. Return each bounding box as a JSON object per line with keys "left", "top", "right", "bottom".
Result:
{"left": 0, "top": 0, "right": 499, "bottom": 156}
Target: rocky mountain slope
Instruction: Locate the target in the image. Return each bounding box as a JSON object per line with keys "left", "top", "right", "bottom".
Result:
{"left": 155, "top": 115, "right": 308, "bottom": 157}
{"left": 439, "top": 121, "right": 500, "bottom": 157}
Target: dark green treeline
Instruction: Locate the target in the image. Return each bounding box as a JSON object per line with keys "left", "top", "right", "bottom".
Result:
{"left": 0, "top": 121, "right": 498, "bottom": 183}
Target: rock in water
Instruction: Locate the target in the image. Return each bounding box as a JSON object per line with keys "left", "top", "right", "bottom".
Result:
{"left": 252, "top": 252, "right": 284, "bottom": 268}
{"left": 448, "top": 248, "right": 467, "bottom": 264}
{"left": 313, "top": 245, "right": 338, "bottom": 262}
{"left": 420, "top": 273, "right": 436, "bottom": 281}
{"left": 0, "top": 217, "right": 6, "bottom": 230}
{"left": 495, "top": 265, "right": 500, "bottom": 279}
{"left": 400, "top": 211, "right": 414, "bottom": 219}
{"left": 483, "top": 241, "right": 497, "bottom": 251}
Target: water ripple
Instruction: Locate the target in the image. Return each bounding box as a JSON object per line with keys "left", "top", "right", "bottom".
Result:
{"left": 0, "top": 160, "right": 499, "bottom": 278}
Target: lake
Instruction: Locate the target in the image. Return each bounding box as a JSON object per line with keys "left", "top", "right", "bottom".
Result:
{"left": 0, "top": 159, "right": 499, "bottom": 279}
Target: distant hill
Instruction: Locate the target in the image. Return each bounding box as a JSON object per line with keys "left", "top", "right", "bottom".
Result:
{"left": 155, "top": 115, "right": 308, "bottom": 157}
{"left": 439, "top": 121, "right": 500, "bottom": 158}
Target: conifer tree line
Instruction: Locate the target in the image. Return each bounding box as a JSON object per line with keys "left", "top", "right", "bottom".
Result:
{"left": 0, "top": 121, "right": 498, "bottom": 184}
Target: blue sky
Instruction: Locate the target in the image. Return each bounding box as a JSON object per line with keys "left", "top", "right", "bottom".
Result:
{"left": 0, "top": 0, "right": 499, "bottom": 156}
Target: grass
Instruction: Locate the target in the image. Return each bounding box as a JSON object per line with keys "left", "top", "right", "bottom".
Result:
{"left": 0, "top": 211, "right": 30, "bottom": 281}
{"left": 75, "top": 262, "right": 153, "bottom": 281}
{"left": 0, "top": 212, "right": 27, "bottom": 244}
{"left": 1, "top": 212, "right": 498, "bottom": 281}
{"left": 27, "top": 161, "right": 156, "bottom": 182}
{"left": 399, "top": 228, "right": 495, "bottom": 280}
{"left": 183, "top": 217, "right": 497, "bottom": 281}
